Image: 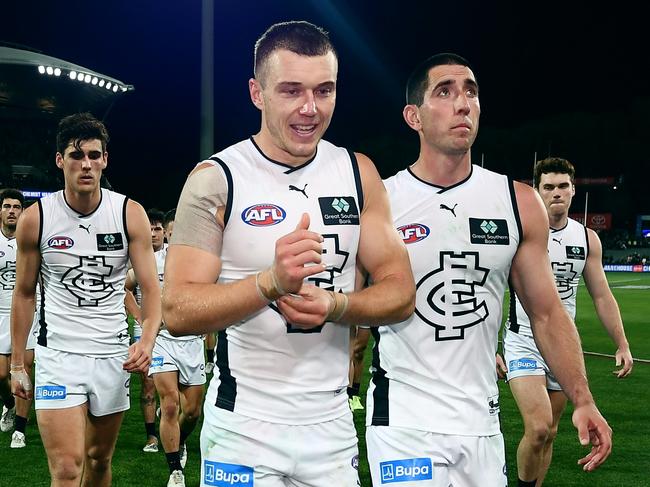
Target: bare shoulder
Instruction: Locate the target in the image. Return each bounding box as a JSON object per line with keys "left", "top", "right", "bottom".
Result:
{"left": 513, "top": 181, "right": 548, "bottom": 236}
{"left": 354, "top": 152, "right": 381, "bottom": 180}
{"left": 16, "top": 203, "right": 41, "bottom": 246}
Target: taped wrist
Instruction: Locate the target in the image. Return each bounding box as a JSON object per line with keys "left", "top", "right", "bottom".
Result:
{"left": 256, "top": 267, "right": 286, "bottom": 302}
{"left": 326, "top": 291, "right": 349, "bottom": 322}
{"left": 10, "top": 365, "right": 32, "bottom": 391}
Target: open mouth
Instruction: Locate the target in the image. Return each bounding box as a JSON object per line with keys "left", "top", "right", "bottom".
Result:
{"left": 291, "top": 124, "right": 317, "bottom": 136}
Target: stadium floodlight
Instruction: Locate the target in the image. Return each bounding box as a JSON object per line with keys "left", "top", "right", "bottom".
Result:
{"left": 38, "top": 65, "right": 45, "bottom": 74}
{"left": 121, "top": 86, "right": 127, "bottom": 92}
{"left": 98, "top": 79, "right": 105, "bottom": 87}
{"left": 46, "top": 66, "right": 53, "bottom": 75}
{"left": 54, "top": 67, "right": 61, "bottom": 76}
{"left": 84, "top": 74, "right": 91, "bottom": 83}
{"left": 91, "top": 76, "right": 98, "bottom": 85}
{"left": 69, "top": 71, "right": 77, "bottom": 80}
{"left": 78, "top": 73, "right": 86, "bottom": 82}
{"left": 112, "top": 84, "right": 118, "bottom": 92}
{"left": 106, "top": 82, "right": 112, "bottom": 89}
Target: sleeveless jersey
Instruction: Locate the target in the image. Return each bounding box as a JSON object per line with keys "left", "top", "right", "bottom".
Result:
{"left": 204, "top": 137, "right": 362, "bottom": 425}
{"left": 367, "top": 165, "right": 521, "bottom": 436}
{"left": 38, "top": 189, "right": 130, "bottom": 356}
{"left": 507, "top": 217, "right": 588, "bottom": 337}
{"left": 0, "top": 230, "right": 17, "bottom": 316}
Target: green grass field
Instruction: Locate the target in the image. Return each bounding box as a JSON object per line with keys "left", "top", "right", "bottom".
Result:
{"left": 2, "top": 273, "right": 648, "bottom": 486}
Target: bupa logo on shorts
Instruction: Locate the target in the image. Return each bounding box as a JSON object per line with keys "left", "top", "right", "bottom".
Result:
{"left": 469, "top": 218, "right": 510, "bottom": 245}
{"left": 150, "top": 356, "right": 164, "bottom": 368}
{"left": 509, "top": 358, "right": 538, "bottom": 371}
{"left": 241, "top": 204, "right": 286, "bottom": 226}
{"left": 565, "top": 245, "right": 586, "bottom": 260}
{"left": 203, "top": 460, "right": 253, "bottom": 487}
{"left": 318, "top": 196, "right": 360, "bottom": 226}
{"left": 379, "top": 458, "right": 432, "bottom": 484}
{"left": 35, "top": 385, "right": 67, "bottom": 400}
{"left": 397, "top": 224, "right": 430, "bottom": 244}
{"left": 48, "top": 236, "right": 74, "bottom": 249}
{"left": 96, "top": 233, "right": 124, "bottom": 251}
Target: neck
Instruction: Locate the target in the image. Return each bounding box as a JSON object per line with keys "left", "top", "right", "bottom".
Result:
{"left": 65, "top": 187, "right": 102, "bottom": 215}
{"left": 549, "top": 212, "right": 569, "bottom": 230}
{"left": 252, "top": 132, "right": 314, "bottom": 167}
{"left": 410, "top": 148, "right": 472, "bottom": 187}
{"left": 1, "top": 225, "right": 15, "bottom": 239}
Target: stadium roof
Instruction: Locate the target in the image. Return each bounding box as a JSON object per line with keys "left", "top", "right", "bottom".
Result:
{"left": 0, "top": 44, "right": 134, "bottom": 119}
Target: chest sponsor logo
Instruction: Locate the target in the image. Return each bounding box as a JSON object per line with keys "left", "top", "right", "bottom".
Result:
{"left": 469, "top": 218, "right": 510, "bottom": 245}
{"left": 509, "top": 358, "right": 538, "bottom": 372}
{"left": 415, "top": 251, "right": 490, "bottom": 341}
{"left": 48, "top": 236, "right": 74, "bottom": 249}
{"left": 0, "top": 260, "right": 16, "bottom": 290}
{"left": 397, "top": 224, "right": 430, "bottom": 244}
{"left": 203, "top": 461, "right": 253, "bottom": 486}
{"left": 380, "top": 458, "right": 432, "bottom": 484}
{"left": 150, "top": 356, "right": 164, "bottom": 368}
{"left": 318, "top": 196, "right": 360, "bottom": 226}
{"left": 35, "top": 385, "right": 67, "bottom": 400}
{"left": 61, "top": 255, "right": 116, "bottom": 306}
{"left": 96, "top": 233, "right": 124, "bottom": 251}
{"left": 565, "top": 245, "right": 585, "bottom": 260}
{"left": 241, "top": 204, "right": 286, "bottom": 226}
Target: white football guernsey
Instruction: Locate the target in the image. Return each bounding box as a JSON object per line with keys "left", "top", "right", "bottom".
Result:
{"left": 204, "top": 137, "right": 362, "bottom": 425}
{"left": 367, "top": 165, "right": 521, "bottom": 436}
{"left": 38, "top": 189, "right": 130, "bottom": 357}
{"left": 0, "top": 229, "right": 17, "bottom": 316}
{"left": 507, "top": 217, "right": 588, "bottom": 337}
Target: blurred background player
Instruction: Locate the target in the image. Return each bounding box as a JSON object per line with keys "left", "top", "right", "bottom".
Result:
{"left": 131, "top": 207, "right": 205, "bottom": 487}
{"left": 503, "top": 157, "right": 633, "bottom": 486}
{"left": 0, "top": 189, "right": 38, "bottom": 447}
{"left": 125, "top": 208, "right": 167, "bottom": 453}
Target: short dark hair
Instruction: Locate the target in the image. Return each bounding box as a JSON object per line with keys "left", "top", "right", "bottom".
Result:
{"left": 56, "top": 112, "right": 110, "bottom": 155}
{"left": 164, "top": 208, "right": 175, "bottom": 228}
{"left": 254, "top": 21, "right": 336, "bottom": 86}
{"left": 146, "top": 208, "right": 165, "bottom": 226}
{"left": 406, "top": 53, "right": 472, "bottom": 106}
{"left": 534, "top": 157, "right": 576, "bottom": 189}
{"left": 0, "top": 188, "right": 24, "bottom": 207}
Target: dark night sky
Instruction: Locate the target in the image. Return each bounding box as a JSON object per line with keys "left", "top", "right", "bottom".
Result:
{"left": 1, "top": 1, "right": 647, "bottom": 221}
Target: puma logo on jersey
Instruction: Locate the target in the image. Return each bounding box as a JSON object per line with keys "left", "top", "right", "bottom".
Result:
{"left": 241, "top": 204, "right": 286, "bottom": 226}
{"left": 289, "top": 184, "right": 309, "bottom": 198}
{"left": 397, "top": 224, "right": 430, "bottom": 244}
{"left": 440, "top": 203, "right": 458, "bottom": 217}
{"left": 552, "top": 237, "right": 562, "bottom": 245}
{"left": 79, "top": 224, "right": 91, "bottom": 234}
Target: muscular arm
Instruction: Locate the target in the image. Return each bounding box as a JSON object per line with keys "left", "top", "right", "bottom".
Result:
{"left": 163, "top": 163, "right": 276, "bottom": 335}
{"left": 582, "top": 228, "right": 632, "bottom": 377}
{"left": 124, "top": 200, "right": 161, "bottom": 372}
{"left": 510, "top": 182, "right": 611, "bottom": 470}
{"left": 124, "top": 269, "right": 142, "bottom": 323}
{"left": 343, "top": 153, "right": 414, "bottom": 324}
{"left": 278, "top": 153, "right": 415, "bottom": 327}
{"left": 10, "top": 204, "right": 41, "bottom": 398}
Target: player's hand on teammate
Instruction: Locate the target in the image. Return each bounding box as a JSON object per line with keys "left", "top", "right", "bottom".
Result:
{"left": 572, "top": 402, "right": 612, "bottom": 471}
{"left": 277, "top": 284, "right": 333, "bottom": 329}
{"left": 495, "top": 353, "right": 507, "bottom": 380}
{"left": 271, "top": 213, "right": 326, "bottom": 294}
{"left": 612, "top": 346, "right": 633, "bottom": 378}
{"left": 10, "top": 364, "right": 32, "bottom": 400}
{"left": 124, "top": 339, "right": 153, "bottom": 374}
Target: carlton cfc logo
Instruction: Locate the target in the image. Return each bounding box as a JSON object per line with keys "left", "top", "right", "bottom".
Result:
{"left": 241, "top": 204, "right": 286, "bottom": 226}
{"left": 47, "top": 236, "right": 74, "bottom": 249}
{"left": 398, "top": 224, "right": 430, "bottom": 244}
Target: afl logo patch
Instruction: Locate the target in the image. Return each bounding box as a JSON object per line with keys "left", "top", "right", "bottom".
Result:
{"left": 241, "top": 204, "right": 286, "bottom": 226}
{"left": 48, "top": 236, "right": 74, "bottom": 249}
{"left": 398, "top": 224, "right": 430, "bottom": 244}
